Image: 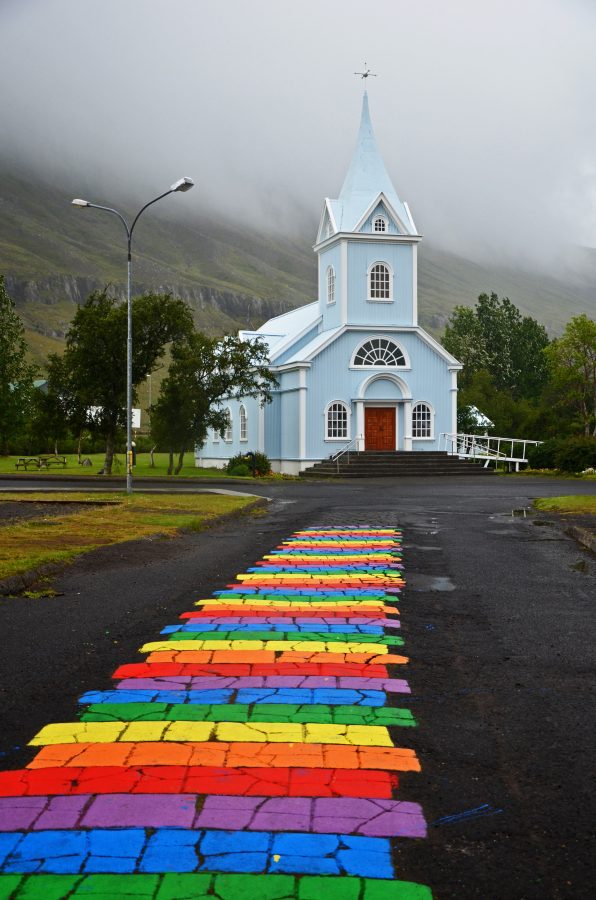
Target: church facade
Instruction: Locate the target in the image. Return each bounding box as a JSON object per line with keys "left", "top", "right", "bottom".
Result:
{"left": 196, "top": 93, "right": 461, "bottom": 474}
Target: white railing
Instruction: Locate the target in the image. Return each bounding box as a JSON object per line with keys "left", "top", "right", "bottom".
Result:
{"left": 331, "top": 435, "right": 364, "bottom": 473}
{"left": 439, "top": 433, "right": 542, "bottom": 471}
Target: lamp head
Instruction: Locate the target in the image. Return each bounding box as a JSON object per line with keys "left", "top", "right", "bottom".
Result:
{"left": 170, "top": 177, "right": 194, "bottom": 192}
{"left": 71, "top": 198, "right": 90, "bottom": 208}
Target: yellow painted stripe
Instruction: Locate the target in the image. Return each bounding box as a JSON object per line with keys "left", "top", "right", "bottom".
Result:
{"left": 194, "top": 599, "right": 392, "bottom": 608}
{"left": 236, "top": 574, "right": 404, "bottom": 582}
{"left": 140, "top": 639, "right": 389, "bottom": 655}
{"left": 29, "top": 720, "right": 394, "bottom": 748}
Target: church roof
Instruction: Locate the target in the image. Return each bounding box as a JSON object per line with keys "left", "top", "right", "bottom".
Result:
{"left": 332, "top": 92, "right": 414, "bottom": 235}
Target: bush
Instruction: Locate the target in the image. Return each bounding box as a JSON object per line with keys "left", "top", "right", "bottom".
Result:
{"left": 555, "top": 437, "right": 596, "bottom": 473}
{"left": 526, "top": 438, "right": 563, "bottom": 469}
{"left": 228, "top": 463, "right": 251, "bottom": 477}
{"left": 226, "top": 450, "right": 271, "bottom": 476}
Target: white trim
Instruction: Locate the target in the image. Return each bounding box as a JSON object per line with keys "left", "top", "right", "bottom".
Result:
{"left": 269, "top": 314, "right": 322, "bottom": 365}
{"left": 257, "top": 402, "right": 265, "bottom": 452}
{"left": 450, "top": 370, "right": 458, "bottom": 435}
{"left": 372, "top": 214, "right": 388, "bottom": 234}
{"left": 403, "top": 400, "right": 413, "bottom": 451}
{"left": 412, "top": 400, "right": 435, "bottom": 440}
{"left": 356, "top": 372, "right": 412, "bottom": 401}
{"left": 403, "top": 201, "right": 418, "bottom": 234}
{"left": 326, "top": 265, "right": 336, "bottom": 305}
{"left": 324, "top": 399, "right": 351, "bottom": 441}
{"left": 316, "top": 199, "right": 339, "bottom": 244}
{"left": 412, "top": 243, "right": 418, "bottom": 327}
{"left": 350, "top": 335, "right": 410, "bottom": 369}
{"left": 223, "top": 406, "right": 233, "bottom": 443}
{"left": 313, "top": 231, "right": 421, "bottom": 252}
{"left": 367, "top": 260, "right": 394, "bottom": 302}
{"left": 340, "top": 240, "right": 348, "bottom": 324}
{"left": 353, "top": 192, "right": 412, "bottom": 236}
{"left": 298, "top": 368, "right": 307, "bottom": 459}
{"left": 239, "top": 404, "right": 248, "bottom": 442}
{"left": 212, "top": 426, "right": 220, "bottom": 444}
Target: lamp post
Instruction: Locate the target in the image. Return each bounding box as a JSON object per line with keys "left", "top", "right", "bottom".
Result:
{"left": 72, "top": 177, "right": 194, "bottom": 494}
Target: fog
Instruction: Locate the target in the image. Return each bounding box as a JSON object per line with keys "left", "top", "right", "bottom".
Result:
{"left": 1, "top": 0, "right": 596, "bottom": 266}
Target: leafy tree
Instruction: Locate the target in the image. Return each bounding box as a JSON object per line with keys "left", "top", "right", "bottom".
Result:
{"left": 150, "top": 332, "right": 277, "bottom": 475}
{"left": 544, "top": 313, "right": 596, "bottom": 436}
{"left": 0, "top": 276, "right": 37, "bottom": 454}
{"left": 56, "top": 290, "right": 193, "bottom": 473}
{"left": 444, "top": 292, "right": 550, "bottom": 398}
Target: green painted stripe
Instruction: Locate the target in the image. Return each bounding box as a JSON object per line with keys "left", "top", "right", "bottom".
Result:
{"left": 80, "top": 702, "right": 417, "bottom": 727}
{"left": 167, "top": 630, "right": 404, "bottom": 646}
{"left": 0, "top": 873, "right": 433, "bottom": 900}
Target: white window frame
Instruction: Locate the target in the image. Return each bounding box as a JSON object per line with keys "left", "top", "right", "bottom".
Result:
{"left": 239, "top": 404, "right": 248, "bottom": 442}
{"left": 412, "top": 401, "right": 434, "bottom": 440}
{"left": 212, "top": 426, "right": 220, "bottom": 444}
{"left": 373, "top": 215, "right": 388, "bottom": 233}
{"left": 326, "top": 265, "right": 336, "bottom": 305}
{"left": 351, "top": 337, "right": 409, "bottom": 369}
{"left": 324, "top": 400, "right": 351, "bottom": 441}
{"left": 224, "top": 407, "right": 233, "bottom": 443}
{"left": 367, "top": 261, "right": 393, "bottom": 302}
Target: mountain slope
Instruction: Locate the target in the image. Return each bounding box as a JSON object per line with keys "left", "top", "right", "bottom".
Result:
{"left": 1, "top": 166, "right": 594, "bottom": 365}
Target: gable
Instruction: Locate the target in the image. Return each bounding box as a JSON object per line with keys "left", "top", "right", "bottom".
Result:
{"left": 358, "top": 200, "right": 402, "bottom": 235}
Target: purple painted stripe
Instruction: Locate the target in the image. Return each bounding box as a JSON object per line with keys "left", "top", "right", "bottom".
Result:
{"left": 0, "top": 795, "right": 426, "bottom": 838}
{"left": 115, "top": 675, "right": 410, "bottom": 693}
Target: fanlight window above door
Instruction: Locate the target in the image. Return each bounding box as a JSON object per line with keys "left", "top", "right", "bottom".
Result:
{"left": 353, "top": 338, "right": 406, "bottom": 367}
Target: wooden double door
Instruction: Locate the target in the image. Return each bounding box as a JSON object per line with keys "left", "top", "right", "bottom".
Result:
{"left": 365, "top": 407, "right": 396, "bottom": 451}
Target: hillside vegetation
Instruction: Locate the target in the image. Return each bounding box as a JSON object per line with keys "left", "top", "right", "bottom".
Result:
{"left": 1, "top": 165, "right": 594, "bottom": 365}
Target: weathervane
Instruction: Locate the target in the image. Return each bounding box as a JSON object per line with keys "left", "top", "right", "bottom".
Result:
{"left": 354, "top": 63, "right": 377, "bottom": 80}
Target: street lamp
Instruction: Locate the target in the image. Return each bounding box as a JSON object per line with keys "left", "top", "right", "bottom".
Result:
{"left": 71, "top": 177, "right": 194, "bottom": 494}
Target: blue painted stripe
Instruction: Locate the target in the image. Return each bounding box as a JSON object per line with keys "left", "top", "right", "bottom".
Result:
{"left": 161, "top": 623, "right": 384, "bottom": 635}
{"left": 79, "top": 688, "right": 389, "bottom": 706}
{"left": 0, "top": 829, "right": 394, "bottom": 879}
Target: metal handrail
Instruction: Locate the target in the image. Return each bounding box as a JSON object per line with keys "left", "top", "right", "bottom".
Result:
{"left": 331, "top": 435, "right": 363, "bottom": 473}
{"left": 439, "top": 432, "right": 542, "bottom": 469}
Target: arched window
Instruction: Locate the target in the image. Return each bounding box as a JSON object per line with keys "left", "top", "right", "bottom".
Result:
{"left": 326, "top": 401, "right": 349, "bottom": 439}
{"left": 368, "top": 262, "right": 391, "bottom": 300}
{"left": 326, "top": 266, "right": 336, "bottom": 305}
{"left": 373, "top": 216, "right": 387, "bottom": 233}
{"left": 412, "top": 402, "right": 433, "bottom": 438}
{"left": 224, "top": 408, "right": 233, "bottom": 442}
{"left": 239, "top": 404, "right": 247, "bottom": 441}
{"left": 353, "top": 338, "right": 406, "bottom": 367}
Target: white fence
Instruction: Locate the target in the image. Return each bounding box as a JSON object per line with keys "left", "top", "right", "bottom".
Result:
{"left": 439, "top": 433, "right": 542, "bottom": 470}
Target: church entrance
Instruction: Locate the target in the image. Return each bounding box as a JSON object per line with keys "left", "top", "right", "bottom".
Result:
{"left": 364, "top": 407, "right": 396, "bottom": 451}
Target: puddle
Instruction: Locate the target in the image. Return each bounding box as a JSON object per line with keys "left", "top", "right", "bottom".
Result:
{"left": 407, "top": 574, "right": 456, "bottom": 592}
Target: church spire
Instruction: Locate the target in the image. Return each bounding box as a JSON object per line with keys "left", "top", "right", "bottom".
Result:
{"left": 335, "top": 91, "right": 413, "bottom": 233}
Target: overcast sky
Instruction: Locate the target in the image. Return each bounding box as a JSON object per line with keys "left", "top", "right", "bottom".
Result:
{"left": 1, "top": 0, "right": 595, "bottom": 266}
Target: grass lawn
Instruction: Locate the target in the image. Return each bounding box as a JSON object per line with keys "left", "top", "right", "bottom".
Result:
{"left": 0, "top": 453, "right": 236, "bottom": 479}
{"left": 534, "top": 495, "right": 596, "bottom": 515}
{"left": 0, "top": 491, "right": 259, "bottom": 583}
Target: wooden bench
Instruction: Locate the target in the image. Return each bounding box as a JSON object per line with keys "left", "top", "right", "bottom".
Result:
{"left": 38, "top": 454, "right": 67, "bottom": 468}
{"left": 15, "top": 457, "right": 41, "bottom": 470}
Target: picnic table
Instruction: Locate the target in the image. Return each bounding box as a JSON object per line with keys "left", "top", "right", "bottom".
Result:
{"left": 15, "top": 454, "right": 67, "bottom": 470}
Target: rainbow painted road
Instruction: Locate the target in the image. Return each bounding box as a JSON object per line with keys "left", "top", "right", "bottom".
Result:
{"left": 0, "top": 527, "right": 432, "bottom": 899}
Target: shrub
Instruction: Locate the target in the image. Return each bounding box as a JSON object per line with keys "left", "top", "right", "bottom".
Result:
{"left": 228, "top": 463, "right": 251, "bottom": 477}
{"left": 526, "top": 438, "right": 563, "bottom": 470}
{"left": 554, "top": 437, "right": 596, "bottom": 473}
{"left": 226, "top": 450, "right": 271, "bottom": 476}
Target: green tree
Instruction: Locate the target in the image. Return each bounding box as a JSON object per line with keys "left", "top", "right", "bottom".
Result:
{"left": 0, "top": 276, "right": 37, "bottom": 454}
{"left": 56, "top": 290, "right": 193, "bottom": 473}
{"left": 544, "top": 314, "right": 596, "bottom": 436}
{"left": 444, "top": 292, "right": 550, "bottom": 398}
{"left": 150, "top": 332, "right": 277, "bottom": 475}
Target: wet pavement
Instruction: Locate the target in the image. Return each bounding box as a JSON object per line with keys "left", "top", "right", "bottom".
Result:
{"left": 0, "top": 475, "right": 594, "bottom": 898}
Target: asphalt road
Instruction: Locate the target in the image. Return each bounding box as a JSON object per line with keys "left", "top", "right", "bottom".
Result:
{"left": 0, "top": 474, "right": 595, "bottom": 899}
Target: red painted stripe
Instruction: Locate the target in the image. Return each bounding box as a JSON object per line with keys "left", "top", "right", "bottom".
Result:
{"left": 181, "top": 608, "right": 398, "bottom": 620}
{"left": 112, "top": 662, "right": 391, "bottom": 679}
{"left": 0, "top": 766, "right": 398, "bottom": 799}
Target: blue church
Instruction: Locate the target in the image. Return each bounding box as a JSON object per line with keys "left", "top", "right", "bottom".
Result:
{"left": 196, "top": 92, "right": 462, "bottom": 474}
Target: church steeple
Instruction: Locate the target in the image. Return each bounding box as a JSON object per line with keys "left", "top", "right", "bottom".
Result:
{"left": 329, "top": 91, "right": 416, "bottom": 236}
